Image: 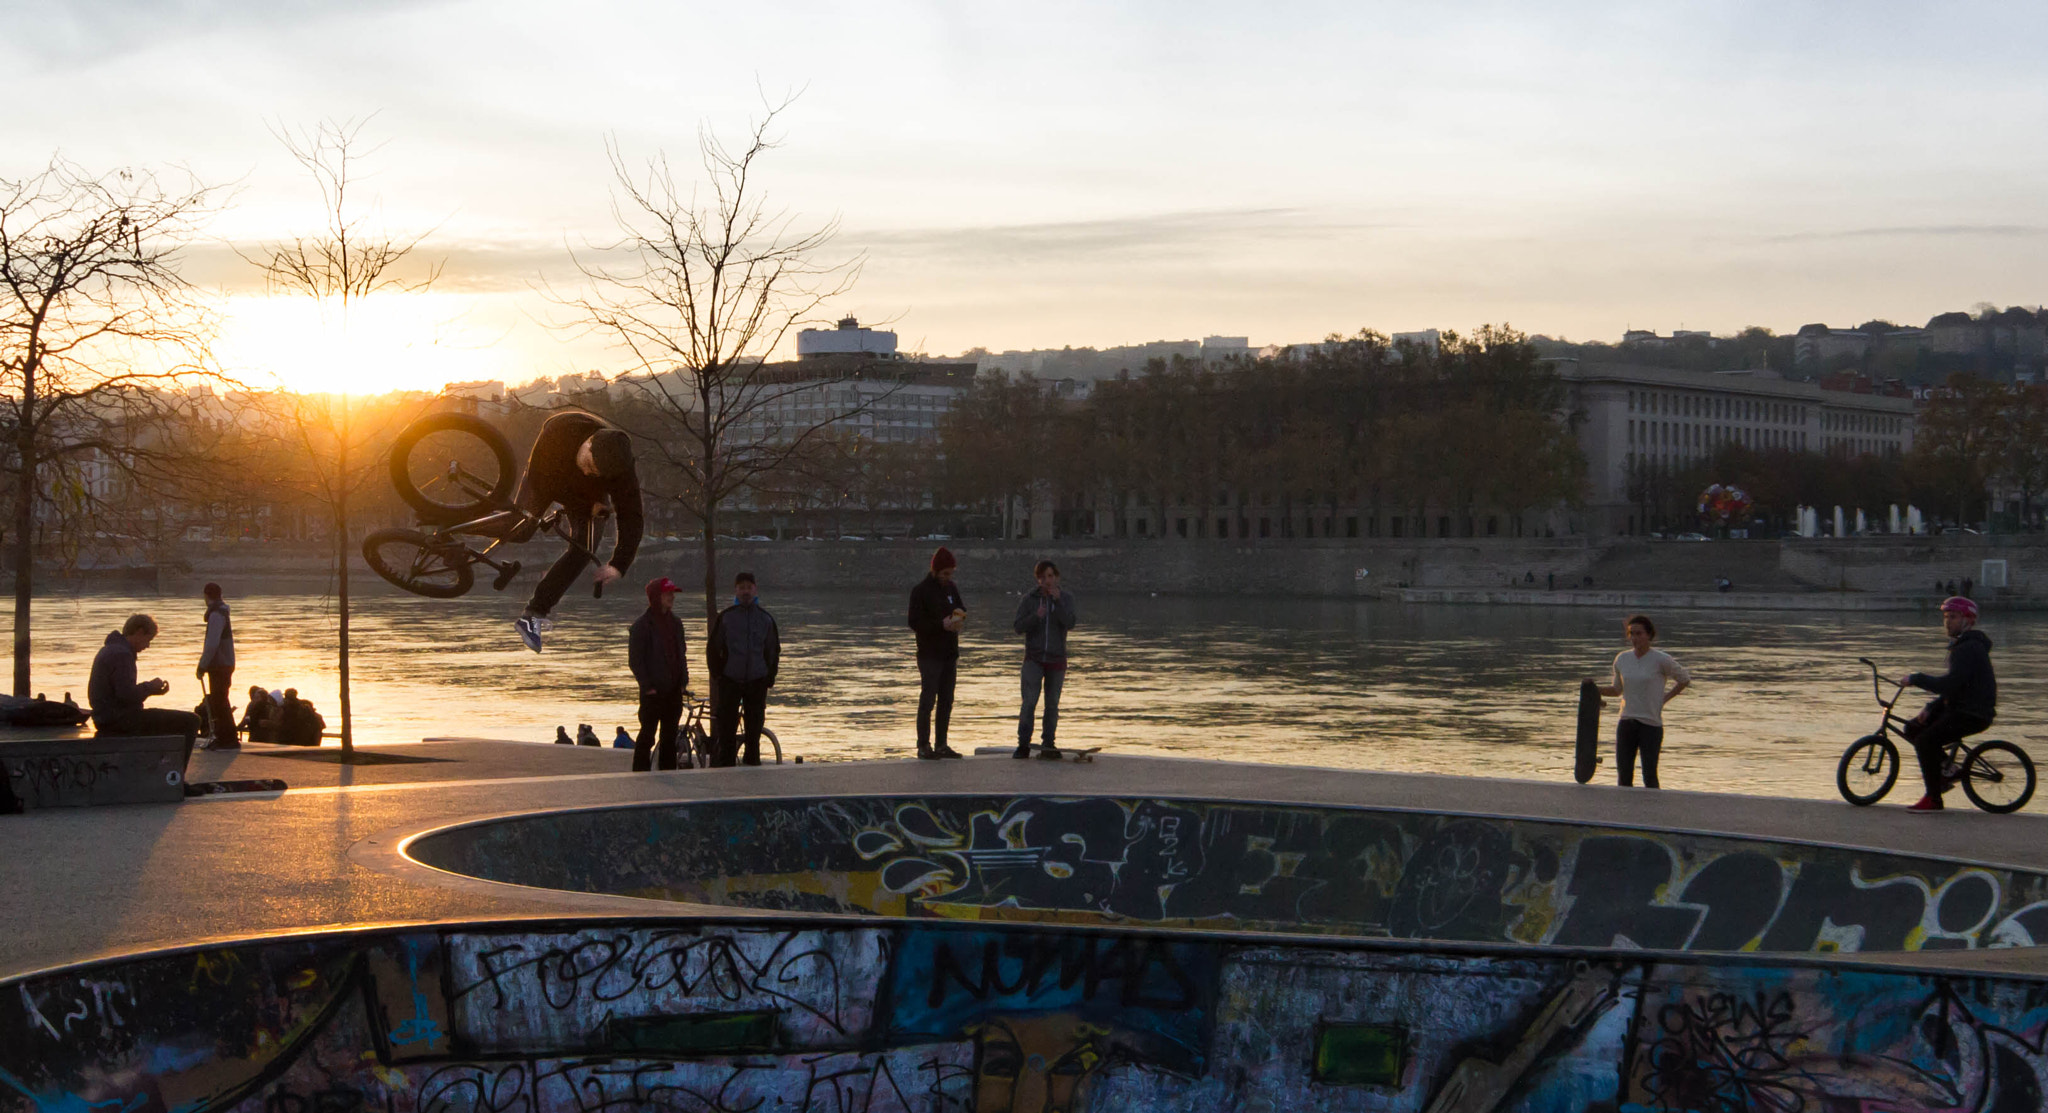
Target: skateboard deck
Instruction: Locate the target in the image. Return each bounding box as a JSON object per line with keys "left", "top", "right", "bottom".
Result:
{"left": 986, "top": 743, "right": 1104, "bottom": 763}
{"left": 1573, "top": 680, "right": 1603, "bottom": 784}
{"left": 185, "top": 778, "right": 289, "bottom": 797}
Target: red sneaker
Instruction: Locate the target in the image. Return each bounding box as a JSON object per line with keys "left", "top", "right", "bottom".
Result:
{"left": 1907, "top": 795, "right": 1945, "bottom": 813}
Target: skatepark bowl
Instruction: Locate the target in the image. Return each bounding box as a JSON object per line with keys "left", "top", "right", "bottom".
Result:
{"left": 11, "top": 791, "right": 2048, "bottom": 1111}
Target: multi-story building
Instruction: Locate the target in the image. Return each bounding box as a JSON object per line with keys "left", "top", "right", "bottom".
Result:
{"left": 1558, "top": 360, "right": 1917, "bottom": 535}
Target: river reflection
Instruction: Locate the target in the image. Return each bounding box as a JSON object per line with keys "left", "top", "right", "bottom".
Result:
{"left": 13, "top": 584, "right": 2044, "bottom": 806}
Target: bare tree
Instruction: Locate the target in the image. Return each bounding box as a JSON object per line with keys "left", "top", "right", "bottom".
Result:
{"left": 555, "top": 103, "right": 879, "bottom": 622}
{"left": 0, "top": 158, "right": 223, "bottom": 696}
{"left": 243, "top": 118, "right": 441, "bottom": 755}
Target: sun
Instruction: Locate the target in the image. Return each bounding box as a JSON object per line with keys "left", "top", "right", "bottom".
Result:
{"left": 216, "top": 293, "right": 519, "bottom": 396}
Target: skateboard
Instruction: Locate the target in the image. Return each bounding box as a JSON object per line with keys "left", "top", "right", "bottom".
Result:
{"left": 185, "top": 778, "right": 289, "bottom": 797}
{"left": 1006, "top": 744, "right": 1103, "bottom": 763}
{"left": 1573, "top": 680, "right": 1603, "bottom": 784}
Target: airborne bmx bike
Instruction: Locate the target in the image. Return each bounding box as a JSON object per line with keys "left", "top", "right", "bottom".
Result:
{"left": 1836, "top": 657, "right": 2035, "bottom": 812}
{"left": 362, "top": 412, "right": 606, "bottom": 599}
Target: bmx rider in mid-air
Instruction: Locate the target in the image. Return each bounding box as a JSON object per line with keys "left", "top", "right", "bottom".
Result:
{"left": 505, "top": 410, "right": 643, "bottom": 652}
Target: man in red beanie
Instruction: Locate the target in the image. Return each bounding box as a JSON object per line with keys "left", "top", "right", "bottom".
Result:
{"left": 907, "top": 546, "right": 967, "bottom": 758}
{"left": 628, "top": 576, "right": 690, "bottom": 770}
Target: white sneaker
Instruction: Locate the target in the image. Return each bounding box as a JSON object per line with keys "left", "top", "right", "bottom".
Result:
{"left": 515, "top": 615, "right": 544, "bottom": 653}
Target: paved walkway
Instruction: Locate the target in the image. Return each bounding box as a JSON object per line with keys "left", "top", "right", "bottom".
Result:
{"left": 7, "top": 741, "right": 2048, "bottom": 980}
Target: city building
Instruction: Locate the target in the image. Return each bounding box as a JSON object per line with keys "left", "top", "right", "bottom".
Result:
{"left": 1558, "top": 360, "right": 1918, "bottom": 535}
{"left": 797, "top": 317, "right": 898, "bottom": 358}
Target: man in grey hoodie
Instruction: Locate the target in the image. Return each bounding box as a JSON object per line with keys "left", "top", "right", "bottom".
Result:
{"left": 197, "top": 582, "right": 237, "bottom": 749}
{"left": 89, "top": 613, "right": 201, "bottom": 768}
{"left": 706, "top": 571, "right": 780, "bottom": 767}
{"left": 1012, "top": 560, "right": 1078, "bottom": 759}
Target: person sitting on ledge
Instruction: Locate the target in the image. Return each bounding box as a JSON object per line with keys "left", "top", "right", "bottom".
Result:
{"left": 87, "top": 613, "right": 201, "bottom": 768}
{"left": 237, "top": 685, "right": 280, "bottom": 743}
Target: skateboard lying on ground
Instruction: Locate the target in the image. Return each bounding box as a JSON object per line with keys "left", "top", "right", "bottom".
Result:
{"left": 1573, "top": 679, "right": 1603, "bottom": 784}
{"left": 185, "top": 779, "right": 289, "bottom": 797}
{"left": 976, "top": 744, "right": 1104, "bottom": 763}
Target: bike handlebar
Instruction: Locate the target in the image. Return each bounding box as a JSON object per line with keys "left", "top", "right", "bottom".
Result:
{"left": 1859, "top": 657, "right": 1908, "bottom": 710}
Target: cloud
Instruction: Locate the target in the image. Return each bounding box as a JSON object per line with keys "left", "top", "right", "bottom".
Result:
{"left": 2, "top": 0, "right": 449, "bottom": 64}
{"left": 855, "top": 207, "right": 1392, "bottom": 267}
{"left": 1760, "top": 224, "right": 2048, "bottom": 244}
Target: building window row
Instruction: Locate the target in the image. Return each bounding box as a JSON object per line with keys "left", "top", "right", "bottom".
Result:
{"left": 1628, "top": 389, "right": 1805, "bottom": 425}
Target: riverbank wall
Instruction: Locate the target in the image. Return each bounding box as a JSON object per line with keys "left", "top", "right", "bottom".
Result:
{"left": 104, "top": 533, "right": 2048, "bottom": 606}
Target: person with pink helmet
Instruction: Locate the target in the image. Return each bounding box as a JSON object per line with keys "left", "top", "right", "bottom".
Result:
{"left": 1897, "top": 596, "right": 1997, "bottom": 813}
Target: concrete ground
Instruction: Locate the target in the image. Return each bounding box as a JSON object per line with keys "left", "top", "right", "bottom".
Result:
{"left": 7, "top": 741, "right": 2048, "bottom": 981}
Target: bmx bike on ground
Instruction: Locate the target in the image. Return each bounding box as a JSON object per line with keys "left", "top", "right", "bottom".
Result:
{"left": 362, "top": 412, "right": 605, "bottom": 599}
{"left": 675, "top": 691, "right": 781, "bottom": 768}
{"left": 1836, "top": 656, "right": 2035, "bottom": 812}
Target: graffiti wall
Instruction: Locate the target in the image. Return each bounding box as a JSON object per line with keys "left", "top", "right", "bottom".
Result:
{"left": 7, "top": 917, "right": 2048, "bottom": 1113}
{"left": 408, "top": 795, "right": 2048, "bottom": 954}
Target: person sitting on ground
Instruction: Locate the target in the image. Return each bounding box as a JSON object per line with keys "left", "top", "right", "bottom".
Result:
{"left": 505, "top": 410, "right": 644, "bottom": 653}
{"left": 87, "top": 614, "right": 202, "bottom": 768}
{"left": 1896, "top": 596, "right": 1997, "bottom": 813}
{"left": 277, "top": 689, "right": 327, "bottom": 747}
{"left": 237, "top": 685, "right": 280, "bottom": 744}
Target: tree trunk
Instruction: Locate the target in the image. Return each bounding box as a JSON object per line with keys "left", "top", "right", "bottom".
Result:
{"left": 700, "top": 504, "right": 720, "bottom": 628}
{"left": 12, "top": 416, "right": 35, "bottom": 698}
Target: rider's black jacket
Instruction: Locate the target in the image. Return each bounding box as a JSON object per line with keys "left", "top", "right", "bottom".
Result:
{"left": 514, "top": 411, "right": 643, "bottom": 573}
{"left": 1908, "top": 627, "right": 1997, "bottom": 722}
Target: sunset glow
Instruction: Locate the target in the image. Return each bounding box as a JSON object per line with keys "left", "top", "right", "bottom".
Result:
{"left": 215, "top": 293, "right": 530, "bottom": 396}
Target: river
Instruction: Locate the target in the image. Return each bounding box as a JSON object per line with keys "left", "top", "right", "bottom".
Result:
{"left": 11, "top": 584, "right": 2044, "bottom": 807}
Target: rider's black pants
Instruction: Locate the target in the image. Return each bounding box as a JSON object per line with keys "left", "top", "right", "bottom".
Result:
{"left": 1905, "top": 710, "right": 1992, "bottom": 799}
{"left": 712, "top": 676, "right": 768, "bottom": 767}
{"left": 635, "top": 686, "right": 683, "bottom": 771}
{"left": 526, "top": 512, "right": 596, "bottom": 616}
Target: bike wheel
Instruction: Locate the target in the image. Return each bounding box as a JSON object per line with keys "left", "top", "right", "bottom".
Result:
{"left": 761, "top": 726, "right": 782, "bottom": 765}
{"left": 389, "top": 412, "right": 516, "bottom": 525}
{"left": 1962, "top": 741, "right": 2036, "bottom": 814}
{"left": 1837, "top": 734, "right": 1899, "bottom": 806}
{"left": 686, "top": 724, "right": 712, "bottom": 770}
{"left": 362, "top": 528, "right": 476, "bottom": 599}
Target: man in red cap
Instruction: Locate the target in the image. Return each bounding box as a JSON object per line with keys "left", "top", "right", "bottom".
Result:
{"left": 907, "top": 546, "right": 967, "bottom": 759}
{"left": 628, "top": 576, "right": 690, "bottom": 770}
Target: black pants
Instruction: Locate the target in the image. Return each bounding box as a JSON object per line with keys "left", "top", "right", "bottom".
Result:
{"left": 635, "top": 686, "right": 683, "bottom": 771}
{"left": 203, "top": 667, "right": 236, "bottom": 746}
{"left": 712, "top": 676, "right": 768, "bottom": 767}
{"left": 1616, "top": 718, "right": 1663, "bottom": 788}
{"left": 527, "top": 512, "right": 596, "bottom": 616}
{"left": 97, "top": 708, "right": 202, "bottom": 774}
{"left": 1905, "top": 710, "right": 1992, "bottom": 799}
{"left": 917, "top": 656, "right": 957, "bottom": 751}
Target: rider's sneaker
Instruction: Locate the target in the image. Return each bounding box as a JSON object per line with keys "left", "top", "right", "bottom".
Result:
{"left": 933, "top": 745, "right": 964, "bottom": 759}
{"left": 1907, "top": 794, "right": 1945, "bottom": 812}
{"left": 515, "top": 615, "right": 543, "bottom": 653}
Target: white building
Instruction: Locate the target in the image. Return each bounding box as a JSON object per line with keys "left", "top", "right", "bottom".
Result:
{"left": 1557, "top": 360, "right": 1917, "bottom": 535}
{"left": 798, "top": 317, "right": 898, "bottom": 358}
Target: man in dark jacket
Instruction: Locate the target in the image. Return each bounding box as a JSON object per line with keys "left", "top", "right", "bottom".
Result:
{"left": 628, "top": 576, "right": 690, "bottom": 771}
{"left": 908, "top": 546, "right": 966, "bottom": 759}
{"left": 88, "top": 614, "right": 200, "bottom": 768}
{"left": 706, "top": 571, "right": 779, "bottom": 767}
{"left": 1897, "top": 596, "right": 1998, "bottom": 812}
{"left": 1012, "top": 560, "right": 1078, "bottom": 759}
{"left": 509, "top": 410, "right": 644, "bottom": 653}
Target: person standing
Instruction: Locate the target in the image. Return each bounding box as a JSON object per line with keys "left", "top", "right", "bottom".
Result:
{"left": 1896, "top": 596, "right": 1997, "bottom": 813}
{"left": 628, "top": 576, "right": 690, "bottom": 771}
{"left": 89, "top": 614, "right": 201, "bottom": 769}
{"left": 707, "top": 572, "right": 779, "bottom": 767}
{"left": 196, "top": 583, "right": 237, "bottom": 749}
{"left": 1587, "top": 614, "right": 1690, "bottom": 788}
{"left": 908, "top": 547, "right": 967, "bottom": 759}
{"left": 1012, "top": 560, "right": 1078, "bottom": 759}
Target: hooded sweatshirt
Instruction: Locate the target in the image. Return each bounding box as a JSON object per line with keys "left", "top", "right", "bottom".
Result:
{"left": 87, "top": 631, "right": 155, "bottom": 726}
{"left": 1908, "top": 627, "right": 1997, "bottom": 721}
{"left": 200, "top": 599, "right": 235, "bottom": 672}
{"left": 628, "top": 582, "right": 689, "bottom": 693}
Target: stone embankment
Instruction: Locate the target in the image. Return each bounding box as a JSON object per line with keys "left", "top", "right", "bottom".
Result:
{"left": 71, "top": 534, "right": 2048, "bottom": 608}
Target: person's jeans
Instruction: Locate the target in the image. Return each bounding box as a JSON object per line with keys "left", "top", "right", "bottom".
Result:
{"left": 1904, "top": 710, "right": 1992, "bottom": 799}
{"left": 204, "top": 667, "right": 235, "bottom": 746}
{"left": 916, "top": 656, "right": 957, "bottom": 751}
{"left": 96, "top": 708, "right": 202, "bottom": 775}
{"left": 1616, "top": 718, "right": 1663, "bottom": 788}
{"left": 712, "top": 676, "right": 769, "bottom": 767}
{"left": 635, "top": 686, "right": 683, "bottom": 771}
{"left": 1018, "top": 659, "right": 1066, "bottom": 747}
{"left": 526, "top": 512, "right": 597, "bottom": 616}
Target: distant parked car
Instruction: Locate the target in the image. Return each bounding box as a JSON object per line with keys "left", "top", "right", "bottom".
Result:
{"left": 1674, "top": 532, "right": 1711, "bottom": 542}
{"left": 838, "top": 535, "right": 867, "bottom": 542}
{"left": 919, "top": 533, "right": 952, "bottom": 541}
{"left": 744, "top": 535, "right": 773, "bottom": 542}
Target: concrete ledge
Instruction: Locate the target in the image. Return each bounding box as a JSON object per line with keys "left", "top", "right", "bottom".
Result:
{"left": 0, "top": 733, "right": 186, "bottom": 808}
{"left": 1398, "top": 587, "right": 1940, "bottom": 610}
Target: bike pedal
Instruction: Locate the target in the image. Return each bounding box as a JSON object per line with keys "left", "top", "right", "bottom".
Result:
{"left": 492, "top": 561, "right": 522, "bottom": 591}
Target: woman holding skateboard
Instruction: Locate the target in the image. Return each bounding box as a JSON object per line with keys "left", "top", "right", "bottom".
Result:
{"left": 1586, "top": 614, "right": 1690, "bottom": 788}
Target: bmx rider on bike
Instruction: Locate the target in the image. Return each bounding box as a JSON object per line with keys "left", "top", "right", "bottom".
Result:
{"left": 504, "top": 411, "right": 643, "bottom": 651}
{"left": 1897, "top": 596, "right": 1997, "bottom": 812}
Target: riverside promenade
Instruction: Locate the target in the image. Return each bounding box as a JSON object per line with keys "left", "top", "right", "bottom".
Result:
{"left": 6, "top": 740, "right": 2048, "bottom": 980}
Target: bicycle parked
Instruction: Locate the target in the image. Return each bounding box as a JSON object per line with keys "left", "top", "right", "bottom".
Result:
{"left": 1836, "top": 657, "right": 2035, "bottom": 812}
{"left": 677, "top": 690, "right": 781, "bottom": 767}
{"left": 362, "top": 413, "right": 607, "bottom": 600}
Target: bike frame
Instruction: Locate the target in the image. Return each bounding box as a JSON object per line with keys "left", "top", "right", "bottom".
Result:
{"left": 413, "top": 462, "right": 606, "bottom": 581}
{"left": 1859, "top": 656, "right": 1968, "bottom": 773}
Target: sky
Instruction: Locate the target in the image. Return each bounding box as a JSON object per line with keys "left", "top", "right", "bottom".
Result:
{"left": 5, "top": 0, "right": 2046, "bottom": 393}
